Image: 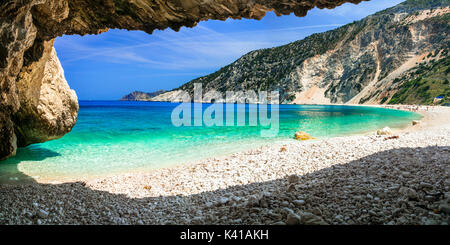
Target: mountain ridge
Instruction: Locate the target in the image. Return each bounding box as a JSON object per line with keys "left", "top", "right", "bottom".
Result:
{"left": 151, "top": 0, "right": 450, "bottom": 105}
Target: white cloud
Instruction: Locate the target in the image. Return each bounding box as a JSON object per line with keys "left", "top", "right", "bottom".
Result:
{"left": 55, "top": 22, "right": 346, "bottom": 71}
{"left": 55, "top": 0, "right": 406, "bottom": 72}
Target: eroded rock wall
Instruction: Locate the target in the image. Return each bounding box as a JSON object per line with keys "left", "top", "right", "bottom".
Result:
{"left": 0, "top": 1, "right": 38, "bottom": 160}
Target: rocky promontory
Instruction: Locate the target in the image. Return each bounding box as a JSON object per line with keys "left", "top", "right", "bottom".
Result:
{"left": 120, "top": 90, "right": 166, "bottom": 101}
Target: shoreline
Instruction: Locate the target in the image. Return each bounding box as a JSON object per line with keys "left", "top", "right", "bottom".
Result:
{"left": 0, "top": 104, "right": 442, "bottom": 185}
{"left": 24, "top": 103, "right": 426, "bottom": 184}
{"left": 1, "top": 105, "right": 449, "bottom": 224}
{"left": 379, "top": 105, "right": 450, "bottom": 133}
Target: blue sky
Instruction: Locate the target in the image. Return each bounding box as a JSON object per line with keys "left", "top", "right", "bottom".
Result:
{"left": 54, "top": 0, "right": 404, "bottom": 100}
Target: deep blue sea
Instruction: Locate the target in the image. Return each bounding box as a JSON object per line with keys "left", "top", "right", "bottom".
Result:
{"left": 0, "top": 101, "right": 421, "bottom": 182}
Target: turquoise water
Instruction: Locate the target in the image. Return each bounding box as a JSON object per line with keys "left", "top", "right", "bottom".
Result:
{"left": 0, "top": 101, "right": 421, "bottom": 182}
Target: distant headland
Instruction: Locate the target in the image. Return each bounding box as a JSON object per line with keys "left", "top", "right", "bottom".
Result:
{"left": 120, "top": 90, "right": 167, "bottom": 101}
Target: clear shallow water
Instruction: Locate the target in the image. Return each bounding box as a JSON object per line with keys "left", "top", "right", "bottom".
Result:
{"left": 0, "top": 101, "right": 421, "bottom": 183}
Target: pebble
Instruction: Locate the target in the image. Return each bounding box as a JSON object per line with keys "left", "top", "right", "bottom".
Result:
{"left": 37, "top": 209, "right": 49, "bottom": 219}
{"left": 219, "top": 197, "right": 229, "bottom": 205}
{"left": 292, "top": 200, "right": 305, "bottom": 206}
{"left": 286, "top": 213, "right": 301, "bottom": 225}
{"left": 288, "top": 175, "right": 300, "bottom": 184}
{"left": 438, "top": 203, "right": 450, "bottom": 214}
{"left": 399, "top": 187, "right": 418, "bottom": 200}
{"left": 272, "top": 221, "right": 286, "bottom": 225}
{"left": 301, "top": 212, "right": 328, "bottom": 225}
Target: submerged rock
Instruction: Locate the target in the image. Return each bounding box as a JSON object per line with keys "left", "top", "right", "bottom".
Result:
{"left": 294, "top": 131, "right": 315, "bottom": 141}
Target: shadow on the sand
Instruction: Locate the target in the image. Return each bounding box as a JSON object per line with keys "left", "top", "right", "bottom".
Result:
{"left": 0, "top": 145, "right": 61, "bottom": 184}
{"left": 0, "top": 145, "right": 448, "bottom": 225}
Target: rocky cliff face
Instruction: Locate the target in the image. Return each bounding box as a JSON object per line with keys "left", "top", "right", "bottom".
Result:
{"left": 0, "top": 0, "right": 364, "bottom": 160}
{"left": 152, "top": 0, "right": 450, "bottom": 104}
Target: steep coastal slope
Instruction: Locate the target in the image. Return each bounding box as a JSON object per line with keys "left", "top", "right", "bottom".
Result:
{"left": 153, "top": 0, "right": 450, "bottom": 104}
{"left": 388, "top": 51, "right": 450, "bottom": 105}
{"left": 121, "top": 90, "right": 167, "bottom": 101}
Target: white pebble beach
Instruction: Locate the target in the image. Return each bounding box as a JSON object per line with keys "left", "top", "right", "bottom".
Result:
{"left": 1, "top": 105, "right": 449, "bottom": 225}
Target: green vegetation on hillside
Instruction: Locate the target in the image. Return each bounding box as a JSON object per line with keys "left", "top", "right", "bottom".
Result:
{"left": 388, "top": 53, "right": 450, "bottom": 105}
{"left": 402, "top": 0, "right": 450, "bottom": 8}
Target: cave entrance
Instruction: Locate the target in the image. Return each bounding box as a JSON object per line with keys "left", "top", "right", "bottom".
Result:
{"left": 1, "top": 0, "right": 385, "bottom": 180}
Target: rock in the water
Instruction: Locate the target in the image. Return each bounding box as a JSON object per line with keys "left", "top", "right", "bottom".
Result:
{"left": 377, "top": 127, "right": 393, "bottom": 136}
{"left": 412, "top": 120, "right": 420, "bottom": 126}
{"left": 295, "top": 131, "right": 315, "bottom": 140}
